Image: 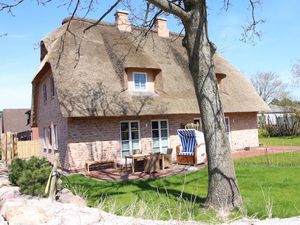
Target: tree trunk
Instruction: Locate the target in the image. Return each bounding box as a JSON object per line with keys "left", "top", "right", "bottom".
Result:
{"left": 182, "top": 1, "right": 242, "bottom": 210}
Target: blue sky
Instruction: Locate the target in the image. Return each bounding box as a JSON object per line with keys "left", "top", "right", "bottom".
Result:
{"left": 0, "top": 0, "right": 299, "bottom": 110}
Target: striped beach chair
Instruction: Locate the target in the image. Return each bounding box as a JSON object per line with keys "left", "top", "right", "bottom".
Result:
{"left": 176, "top": 129, "right": 206, "bottom": 165}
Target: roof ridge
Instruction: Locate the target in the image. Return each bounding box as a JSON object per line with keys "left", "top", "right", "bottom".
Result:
{"left": 61, "top": 16, "right": 185, "bottom": 38}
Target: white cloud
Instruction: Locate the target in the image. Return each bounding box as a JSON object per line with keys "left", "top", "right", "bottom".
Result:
{"left": 8, "top": 34, "right": 30, "bottom": 40}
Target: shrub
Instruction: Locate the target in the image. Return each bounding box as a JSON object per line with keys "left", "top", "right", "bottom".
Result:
{"left": 8, "top": 158, "right": 26, "bottom": 186}
{"left": 8, "top": 157, "right": 52, "bottom": 196}
{"left": 259, "top": 128, "right": 269, "bottom": 138}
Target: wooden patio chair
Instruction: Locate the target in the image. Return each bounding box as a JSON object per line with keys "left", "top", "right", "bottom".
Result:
{"left": 176, "top": 129, "right": 206, "bottom": 165}
{"left": 162, "top": 148, "right": 173, "bottom": 169}
{"left": 144, "top": 152, "right": 161, "bottom": 173}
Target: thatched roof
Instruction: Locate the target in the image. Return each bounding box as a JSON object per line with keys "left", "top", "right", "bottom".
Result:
{"left": 32, "top": 17, "right": 269, "bottom": 119}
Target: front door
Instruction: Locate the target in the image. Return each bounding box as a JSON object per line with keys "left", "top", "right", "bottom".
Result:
{"left": 152, "top": 120, "right": 169, "bottom": 153}
{"left": 120, "top": 121, "right": 140, "bottom": 157}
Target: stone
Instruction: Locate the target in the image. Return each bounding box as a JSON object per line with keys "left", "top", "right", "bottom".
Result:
{"left": 56, "top": 188, "right": 86, "bottom": 207}
{"left": 6, "top": 205, "right": 49, "bottom": 225}
{"left": 0, "top": 215, "right": 7, "bottom": 225}
{"left": 0, "top": 186, "right": 20, "bottom": 204}
{"left": 0, "top": 174, "right": 10, "bottom": 189}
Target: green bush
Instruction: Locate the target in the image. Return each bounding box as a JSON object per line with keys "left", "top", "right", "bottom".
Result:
{"left": 8, "top": 157, "right": 52, "bottom": 196}
{"left": 8, "top": 158, "right": 26, "bottom": 186}
{"left": 258, "top": 128, "right": 269, "bottom": 138}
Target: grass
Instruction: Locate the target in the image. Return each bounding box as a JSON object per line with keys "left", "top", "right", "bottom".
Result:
{"left": 62, "top": 151, "right": 300, "bottom": 222}
{"left": 259, "top": 136, "right": 300, "bottom": 146}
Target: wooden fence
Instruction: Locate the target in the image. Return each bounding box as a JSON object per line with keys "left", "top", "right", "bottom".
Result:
{"left": 0, "top": 132, "right": 40, "bottom": 165}
{"left": 17, "top": 140, "right": 40, "bottom": 158}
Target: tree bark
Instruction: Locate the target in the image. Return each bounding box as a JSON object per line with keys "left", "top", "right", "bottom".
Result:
{"left": 182, "top": 0, "right": 242, "bottom": 210}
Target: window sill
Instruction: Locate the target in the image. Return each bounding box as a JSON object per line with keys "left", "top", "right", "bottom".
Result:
{"left": 130, "top": 91, "right": 158, "bottom": 97}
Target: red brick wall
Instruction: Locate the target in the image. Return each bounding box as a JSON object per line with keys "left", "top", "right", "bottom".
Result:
{"left": 64, "top": 112, "right": 259, "bottom": 170}
{"left": 66, "top": 114, "right": 197, "bottom": 170}
{"left": 31, "top": 127, "right": 39, "bottom": 140}
{"left": 226, "top": 112, "right": 259, "bottom": 150}
{"left": 36, "top": 69, "right": 68, "bottom": 166}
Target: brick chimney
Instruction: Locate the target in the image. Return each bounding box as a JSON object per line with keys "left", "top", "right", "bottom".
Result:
{"left": 115, "top": 10, "right": 131, "bottom": 32}
{"left": 155, "top": 18, "right": 169, "bottom": 38}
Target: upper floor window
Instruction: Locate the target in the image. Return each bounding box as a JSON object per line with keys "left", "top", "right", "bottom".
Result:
{"left": 133, "top": 72, "right": 147, "bottom": 91}
{"left": 43, "top": 83, "right": 47, "bottom": 103}
{"left": 50, "top": 77, "right": 55, "bottom": 97}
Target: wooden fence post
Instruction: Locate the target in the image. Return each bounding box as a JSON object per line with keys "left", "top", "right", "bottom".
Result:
{"left": 13, "top": 134, "right": 18, "bottom": 159}
{"left": 6, "top": 132, "right": 13, "bottom": 165}
{"left": 0, "top": 133, "right": 5, "bottom": 162}
{"left": 49, "top": 153, "right": 60, "bottom": 201}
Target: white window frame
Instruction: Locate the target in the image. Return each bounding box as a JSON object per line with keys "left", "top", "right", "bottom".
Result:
{"left": 53, "top": 125, "right": 58, "bottom": 150}
{"left": 50, "top": 77, "right": 55, "bottom": 97}
{"left": 225, "top": 117, "right": 232, "bottom": 149}
{"left": 225, "top": 117, "right": 231, "bottom": 133}
{"left": 151, "top": 119, "right": 169, "bottom": 153}
{"left": 133, "top": 72, "right": 147, "bottom": 91}
{"left": 43, "top": 83, "right": 47, "bottom": 104}
{"left": 48, "top": 126, "right": 52, "bottom": 147}
{"left": 43, "top": 128, "right": 48, "bottom": 150}
{"left": 120, "top": 121, "right": 141, "bottom": 158}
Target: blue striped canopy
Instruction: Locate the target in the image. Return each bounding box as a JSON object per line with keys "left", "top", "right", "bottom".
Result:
{"left": 177, "top": 129, "right": 198, "bottom": 156}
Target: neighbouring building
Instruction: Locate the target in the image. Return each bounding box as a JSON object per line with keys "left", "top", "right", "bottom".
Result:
{"left": 31, "top": 12, "right": 269, "bottom": 171}
{"left": 258, "top": 104, "right": 295, "bottom": 127}
{"left": 1, "top": 109, "right": 32, "bottom": 140}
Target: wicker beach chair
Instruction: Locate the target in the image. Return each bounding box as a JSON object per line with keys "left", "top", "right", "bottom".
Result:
{"left": 176, "top": 129, "right": 206, "bottom": 165}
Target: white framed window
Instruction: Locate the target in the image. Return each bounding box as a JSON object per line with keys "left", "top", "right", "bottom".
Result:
{"left": 53, "top": 125, "right": 58, "bottom": 150}
{"left": 151, "top": 120, "right": 169, "bottom": 153}
{"left": 48, "top": 126, "right": 52, "bottom": 146}
{"left": 43, "top": 128, "right": 47, "bottom": 149}
{"left": 133, "top": 72, "right": 147, "bottom": 91}
{"left": 43, "top": 83, "right": 47, "bottom": 103}
{"left": 50, "top": 77, "right": 55, "bottom": 97}
{"left": 120, "top": 121, "right": 140, "bottom": 158}
{"left": 225, "top": 117, "right": 230, "bottom": 133}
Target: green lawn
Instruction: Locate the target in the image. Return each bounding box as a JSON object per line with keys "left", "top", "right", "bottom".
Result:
{"left": 259, "top": 136, "right": 300, "bottom": 146}
{"left": 63, "top": 151, "right": 300, "bottom": 222}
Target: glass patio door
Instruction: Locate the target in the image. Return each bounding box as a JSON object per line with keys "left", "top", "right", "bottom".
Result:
{"left": 121, "top": 121, "right": 140, "bottom": 157}
{"left": 152, "top": 120, "right": 169, "bottom": 153}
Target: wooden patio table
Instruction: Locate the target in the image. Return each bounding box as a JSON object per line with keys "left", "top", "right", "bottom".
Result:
{"left": 125, "top": 154, "right": 149, "bottom": 173}
{"left": 125, "top": 153, "right": 165, "bottom": 173}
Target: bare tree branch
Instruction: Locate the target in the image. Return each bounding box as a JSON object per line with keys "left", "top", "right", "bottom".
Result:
{"left": 83, "top": 0, "right": 122, "bottom": 32}
{"left": 222, "top": 0, "right": 231, "bottom": 11}
{"left": 292, "top": 59, "right": 300, "bottom": 87}
{"left": 0, "top": 0, "right": 25, "bottom": 15}
{"left": 251, "top": 72, "right": 289, "bottom": 103}
{"left": 65, "top": 0, "right": 80, "bottom": 31}
{"left": 240, "top": 0, "right": 265, "bottom": 44}
{"left": 0, "top": 33, "right": 8, "bottom": 37}
{"left": 147, "top": 0, "right": 190, "bottom": 22}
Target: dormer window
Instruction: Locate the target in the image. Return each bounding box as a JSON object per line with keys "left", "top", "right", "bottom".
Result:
{"left": 133, "top": 72, "right": 147, "bottom": 91}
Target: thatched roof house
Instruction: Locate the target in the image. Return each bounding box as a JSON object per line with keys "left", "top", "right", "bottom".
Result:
{"left": 32, "top": 12, "right": 269, "bottom": 170}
